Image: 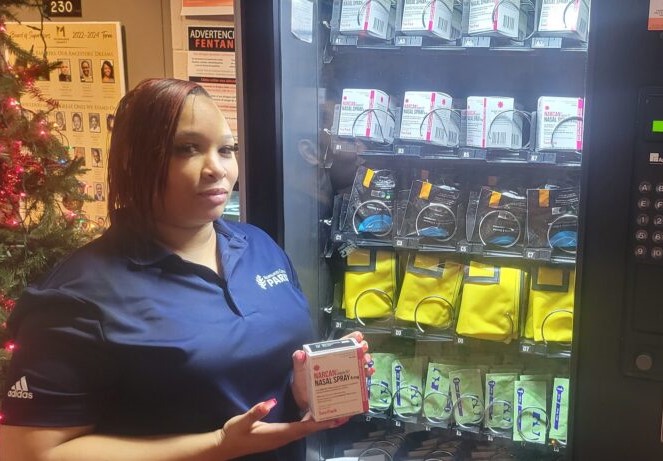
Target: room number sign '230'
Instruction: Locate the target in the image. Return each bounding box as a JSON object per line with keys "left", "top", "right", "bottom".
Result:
{"left": 44, "top": 0, "right": 82, "bottom": 17}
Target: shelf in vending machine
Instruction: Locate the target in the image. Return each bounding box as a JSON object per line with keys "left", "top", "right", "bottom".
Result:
{"left": 393, "top": 235, "right": 458, "bottom": 253}
{"left": 393, "top": 142, "right": 457, "bottom": 158}
{"left": 345, "top": 142, "right": 583, "bottom": 169}
{"left": 331, "top": 229, "right": 395, "bottom": 248}
{"left": 329, "top": 307, "right": 394, "bottom": 335}
{"left": 391, "top": 323, "right": 456, "bottom": 343}
{"left": 529, "top": 149, "right": 582, "bottom": 167}
{"left": 328, "top": 37, "right": 588, "bottom": 57}
{"left": 519, "top": 339, "right": 572, "bottom": 360}
{"left": 453, "top": 334, "right": 521, "bottom": 352}
{"left": 523, "top": 247, "right": 577, "bottom": 265}
{"left": 395, "top": 34, "right": 461, "bottom": 50}
{"left": 457, "top": 241, "right": 527, "bottom": 261}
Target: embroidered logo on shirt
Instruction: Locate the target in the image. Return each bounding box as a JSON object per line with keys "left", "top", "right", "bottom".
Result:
{"left": 7, "top": 376, "right": 33, "bottom": 399}
{"left": 255, "top": 269, "right": 289, "bottom": 290}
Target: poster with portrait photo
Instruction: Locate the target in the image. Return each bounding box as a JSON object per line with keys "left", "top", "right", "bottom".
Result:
{"left": 72, "top": 146, "right": 86, "bottom": 166}
{"left": 54, "top": 111, "right": 67, "bottom": 131}
{"left": 58, "top": 59, "right": 72, "bottom": 82}
{"left": 89, "top": 113, "right": 101, "bottom": 133}
{"left": 100, "top": 59, "right": 115, "bottom": 83}
{"left": 71, "top": 112, "right": 84, "bottom": 132}
{"left": 91, "top": 148, "right": 103, "bottom": 168}
{"left": 4, "top": 21, "right": 126, "bottom": 227}
{"left": 93, "top": 182, "right": 105, "bottom": 202}
{"left": 79, "top": 58, "right": 93, "bottom": 83}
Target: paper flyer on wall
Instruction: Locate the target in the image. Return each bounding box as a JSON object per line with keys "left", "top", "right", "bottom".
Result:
{"left": 5, "top": 21, "right": 126, "bottom": 229}
{"left": 181, "top": 0, "right": 233, "bottom": 16}
{"left": 291, "top": 0, "right": 314, "bottom": 43}
{"left": 187, "top": 25, "right": 237, "bottom": 138}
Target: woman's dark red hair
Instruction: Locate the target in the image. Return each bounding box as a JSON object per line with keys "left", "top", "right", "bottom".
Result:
{"left": 107, "top": 78, "right": 210, "bottom": 236}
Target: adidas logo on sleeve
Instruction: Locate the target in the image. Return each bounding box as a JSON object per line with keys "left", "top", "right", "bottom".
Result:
{"left": 7, "top": 376, "right": 34, "bottom": 399}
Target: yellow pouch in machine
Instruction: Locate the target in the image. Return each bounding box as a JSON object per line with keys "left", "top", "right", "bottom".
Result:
{"left": 523, "top": 292, "right": 535, "bottom": 340}
{"left": 456, "top": 261, "right": 526, "bottom": 343}
{"left": 342, "top": 249, "right": 396, "bottom": 321}
{"left": 528, "top": 267, "right": 575, "bottom": 343}
{"left": 394, "top": 253, "right": 463, "bottom": 329}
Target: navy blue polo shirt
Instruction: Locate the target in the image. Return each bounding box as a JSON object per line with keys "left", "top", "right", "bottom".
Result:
{"left": 2, "top": 213, "right": 314, "bottom": 461}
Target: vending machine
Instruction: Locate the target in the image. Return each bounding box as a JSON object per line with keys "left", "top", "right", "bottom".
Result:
{"left": 235, "top": 1, "right": 663, "bottom": 459}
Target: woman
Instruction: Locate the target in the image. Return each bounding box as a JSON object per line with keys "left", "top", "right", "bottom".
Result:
{"left": 0, "top": 78, "right": 373, "bottom": 460}
{"left": 101, "top": 60, "right": 115, "bottom": 83}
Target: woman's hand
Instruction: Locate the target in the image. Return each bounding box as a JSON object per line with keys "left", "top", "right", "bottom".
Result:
{"left": 215, "top": 399, "right": 348, "bottom": 459}
{"left": 290, "top": 331, "right": 375, "bottom": 411}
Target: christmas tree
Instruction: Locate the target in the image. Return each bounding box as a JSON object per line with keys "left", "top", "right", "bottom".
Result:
{"left": 0, "top": 1, "right": 100, "bottom": 395}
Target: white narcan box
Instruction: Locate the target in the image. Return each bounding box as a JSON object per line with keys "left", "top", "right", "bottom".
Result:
{"left": 340, "top": 0, "right": 393, "bottom": 40}
{"left": 466, "top": 0, "right": 521, "bottom": 38}
{"left": 338, "top": 88, "right": 394, "bottom": 143}
{"left": 400, "top": 0, "right": 461, "bottom": 40}
{"left": 536, "top": 96, "right": 584, "bottom": 151}
{"left": 399, "top": 91, "right": 459, "bottom": 147}
{"left": 465, "top": 96, "right": 523, "bottom": 149}
{"left": 537, "top": 0, "right": 590, "bottom": 42}
{"left": 304, "top": 337, "right": 368, "bottom": 421}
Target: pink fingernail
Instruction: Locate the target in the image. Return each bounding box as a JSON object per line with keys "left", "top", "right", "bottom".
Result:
{"left": 264, "top": 398, "right": 277, "bottom": 411}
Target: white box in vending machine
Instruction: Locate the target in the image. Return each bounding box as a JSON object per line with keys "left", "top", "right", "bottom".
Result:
{"left": 465, "top": 96, "right": 523, "bottom": 149}
{"left": 338, "top": 88, "right": 394, "bottom": 143}
{"left": 537, "top": 0, "right": 590, "bottom": 42}
{"left": 465, "top": 0, "right": 522, "bottom": 38}
{"left": 400, "top": 0, "right": 462, "bottom": 40}
{"left": 536, "top": 96, "right": 585, "bottom": 151}
{"left": 399, "top": 91, "right": 459, "bottom": 147}
{"left": 339, "top": 0, "right": 393, "bottom": 40}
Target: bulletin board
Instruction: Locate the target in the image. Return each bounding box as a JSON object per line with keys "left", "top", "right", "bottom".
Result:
{"left": 5, "top": 21, "right": 126, "bottom": 228}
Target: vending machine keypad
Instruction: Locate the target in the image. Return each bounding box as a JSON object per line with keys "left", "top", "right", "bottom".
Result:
{"left": 631, "top": 92, "right": 663, "bottom": 264}
{"left": 623, "top": 88, "right": 663, "bottom": 381}
{"left": 633, "top": 182, "right": 663, "bottom": 261}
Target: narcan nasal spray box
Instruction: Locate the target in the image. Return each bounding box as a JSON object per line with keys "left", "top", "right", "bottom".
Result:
{"left": 400, "top": 0, "right": 462, "bottom": 41}
{"left": 537, "top": 0, "right": 590, "bottom": 42}
{"left": 338, "top": 88, "right": 394, "bottom": 143}
{"left": 536, "top": 96, "right": 584, "bottom": 151}
{"left": 399, "top": 91, "right": 459, "bottom": 147}
{"left": 466, "top": 0, "right": 522, "bottom": 38}
{"left": 465, "top": 96, "right": 523, "bottom": 149}
{"left": 304, "top": 337, "right": 368, "bottom": 422}
{"left": 340, "top": 0, "right": 393, "bottom": 40}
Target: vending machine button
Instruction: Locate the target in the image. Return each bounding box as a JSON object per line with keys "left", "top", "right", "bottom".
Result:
{"left": 637, "top": 214, "right": 650, "bottom": 226}
{"left": 634, "top": 245, "right": 648, "bottom": 257}
{"left": 656, "top": 183, "right": 663, "bottom": 194}
{"left": 638, "top": 198, "right": 652, "bottom": 209}
{"left": 652, "top": 247, "right": 663, "bottom": 260}
{"left": 635, "top": 229, "right": 649, "bottom": 241}
{"left": 654, "top": 231, "right": 663, "bottom": 243}
{"left": 655, "top": 215, "right": 663, "bottom": 227}
{"left": 635, "top": 354, "right": 654, "bottom": 371}
{"left": 639, "top": 181, "right": 653, "bottom": 193}
{"left": 656, "top": 200, "right": 663, "bottom": 211}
